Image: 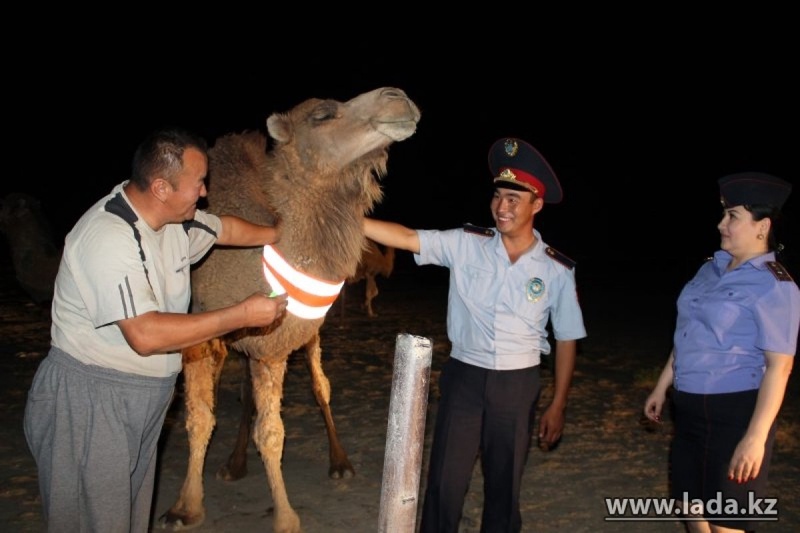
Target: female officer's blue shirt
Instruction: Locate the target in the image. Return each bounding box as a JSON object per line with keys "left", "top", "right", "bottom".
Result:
{"left": 415, "top": 227, "right": 586, "bottom": 371}
{"left": 673, "top": 250, "right": 800, "bottom": 394}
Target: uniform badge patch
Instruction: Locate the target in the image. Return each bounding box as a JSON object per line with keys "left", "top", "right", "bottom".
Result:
{"left": 526, "top": 277, "right": 545, "bottom": 303}
{"left": 504, "top": 139, "right": 519, "bottom": 157}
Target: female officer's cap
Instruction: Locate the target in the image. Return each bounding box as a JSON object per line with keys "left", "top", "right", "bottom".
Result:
{"left": 488, "top": 138, "right": 563, "bottom": 203}
{"left": 718, "top": 172, "right": 792, "bottom": 209}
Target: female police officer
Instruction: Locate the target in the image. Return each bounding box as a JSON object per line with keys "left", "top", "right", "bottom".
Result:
{"left": 644, "top": 172, "right": 799, "bottom": 532}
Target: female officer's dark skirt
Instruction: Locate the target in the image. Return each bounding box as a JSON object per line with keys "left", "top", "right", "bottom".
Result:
{"left": 670, "top": 388, "right": 778, "bottom": 529}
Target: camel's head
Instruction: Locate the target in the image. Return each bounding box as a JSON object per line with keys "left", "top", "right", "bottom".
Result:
{"left": 265, "top": 87, "right": 420, "bottom": 175}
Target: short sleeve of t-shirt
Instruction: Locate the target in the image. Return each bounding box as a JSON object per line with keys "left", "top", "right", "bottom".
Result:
{"left": 72, "top": 213, "right": 160, "bottom": 328}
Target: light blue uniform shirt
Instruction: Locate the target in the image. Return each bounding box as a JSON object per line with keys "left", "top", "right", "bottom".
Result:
{"left": 415, "top": 227, "right": 587, "bottom": 370}
{"left": 673, "top": 250, "right": 800, "bottom": 394}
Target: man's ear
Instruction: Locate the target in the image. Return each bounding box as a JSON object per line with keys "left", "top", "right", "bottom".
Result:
{"left": 532, "top": 196, "right": 545, "bottom": 215}
{"left": 151, "top": 177, "right": 171, "bottom": 202}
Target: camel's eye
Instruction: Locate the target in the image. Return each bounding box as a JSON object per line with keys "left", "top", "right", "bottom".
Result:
{"left": 310, "top": 101, "right": 338, "bottom": 122}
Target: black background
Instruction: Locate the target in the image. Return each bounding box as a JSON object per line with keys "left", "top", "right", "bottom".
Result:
{"left": 4, "top": 16, "right": 798, "bottom": 298}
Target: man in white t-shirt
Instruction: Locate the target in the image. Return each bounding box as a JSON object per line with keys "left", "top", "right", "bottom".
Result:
{"left": 23, "top": 128, "right": 288, "bottom": 533}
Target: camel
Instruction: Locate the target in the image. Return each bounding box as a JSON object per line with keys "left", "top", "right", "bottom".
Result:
{"left": 339, "top": 238, "right": 395, "bottom": 318}
{"left": 159, "top": 87, "right": 420, "bottom": 533}
{"left": 0, "top": 193, "right": 61, "bottom": 306}
{"left": 198, "top": 239, "right": 396, "bottom": 518}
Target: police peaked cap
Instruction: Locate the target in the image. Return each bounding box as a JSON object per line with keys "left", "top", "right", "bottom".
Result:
{"left": 718, "top": 172, "right": 792, "bottom": 210}
{"left": 488, "top": 137, "right": 563, "bottom": 203}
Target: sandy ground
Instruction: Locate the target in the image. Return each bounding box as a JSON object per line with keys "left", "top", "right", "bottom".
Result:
{"left": 1, "top": 257, "right": 798, "bottom": 533}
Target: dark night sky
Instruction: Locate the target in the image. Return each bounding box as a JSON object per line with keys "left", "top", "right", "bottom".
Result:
{"left": 5, "top": 23, "right": 798, "bottom": 296}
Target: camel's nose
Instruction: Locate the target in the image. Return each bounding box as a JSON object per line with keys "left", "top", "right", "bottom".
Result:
{"left": 380, "top": 88, "right": 421, "bottom": 122}
{"left": 380, "top": 88, "right": 408, "bottom": 99}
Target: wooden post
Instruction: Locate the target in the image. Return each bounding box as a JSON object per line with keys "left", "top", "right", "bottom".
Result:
{"left": 378, "top": 333, "right": 433, "bottom": 532}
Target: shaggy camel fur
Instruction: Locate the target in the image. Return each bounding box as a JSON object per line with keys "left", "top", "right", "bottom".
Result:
{"left": 201, "top": 239, "right": 397, "bottom": 516}
{"left": 340, "top": 238, "right": 395, "bottom": 318}
{"left": 0, "top": 193, "right": 61, "bottom": 305}
{"left": 159, "top": 88, "right": 420, "bottom": 533}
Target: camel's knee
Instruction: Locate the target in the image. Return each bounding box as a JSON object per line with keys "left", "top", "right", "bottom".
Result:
{"left": 253, "top": 419, "right": 285, "bottom": 454}
{"left": 185, "top": 403, "right": 216, "bottom": 439}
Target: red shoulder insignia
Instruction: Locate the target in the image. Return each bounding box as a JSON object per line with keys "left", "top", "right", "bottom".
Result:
{"left": 463, "top": 223, "right": 494, "bottom": 237}
{"left": 546, "top": 246, "right": 576, "bottom": 270}
{"left": 766, "top": 261, "right": 794, "bottom": 282}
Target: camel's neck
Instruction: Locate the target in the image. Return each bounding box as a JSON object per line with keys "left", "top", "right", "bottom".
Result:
{"left": 272, "top": 184, "right": 370, "bottom": 282}
{"left": 205, "top": 132, "right": 384, "bottom": 283}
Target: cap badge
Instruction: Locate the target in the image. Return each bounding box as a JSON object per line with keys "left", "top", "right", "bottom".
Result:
{"left": 499, "top": 168, "right": 517, "bottom": 181}
{"left": 526, "top": 277, "right": 545, "bottom": 303}
{"left": 504, "top": 139, "right": 519, "bottom": 157}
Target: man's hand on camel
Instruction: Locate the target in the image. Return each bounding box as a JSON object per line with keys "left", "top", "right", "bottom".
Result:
{"left": 243, "top": 292, "right": 288, "bottom": 326}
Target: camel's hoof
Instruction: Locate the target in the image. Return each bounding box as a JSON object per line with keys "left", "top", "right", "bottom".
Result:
{"left": 328, "top": 462, "right": 355, "bottom": 480}
{"left": 157, "top": 510, "right": 205, "bottom": 531}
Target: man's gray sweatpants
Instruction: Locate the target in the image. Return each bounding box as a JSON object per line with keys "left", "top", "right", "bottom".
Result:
{"left": 23, "top": 347, "right": 177, "bottom": 533}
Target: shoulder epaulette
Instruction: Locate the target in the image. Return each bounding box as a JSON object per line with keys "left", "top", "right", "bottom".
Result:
{"left": 546, "top": 246, "right": 576, "bottom": 270}
{"left": 463, "top": 223, "right": 494, "bottom": 237}
{"left": 766, "top": 261, "right": 794, "bottom": 282}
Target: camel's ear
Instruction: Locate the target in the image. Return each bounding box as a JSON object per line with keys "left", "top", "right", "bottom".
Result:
{"left": 266, "top": 113, "right": 292, "bottom": 144}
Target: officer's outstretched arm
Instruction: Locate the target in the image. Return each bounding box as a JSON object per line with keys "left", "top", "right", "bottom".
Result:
{"left": 364, "top": 218, "right": 420, "bottom": 254}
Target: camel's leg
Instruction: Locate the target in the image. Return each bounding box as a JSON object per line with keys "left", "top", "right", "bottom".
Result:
{"left": 364, "top": 273, "right": 379, "bottom": 318}
{"left": 160, "top": 339, "right": 228, "bottom": 531}
{"left": 304, "top": 333, "right": 355, "bottom": 479}
{"left": 217, "top": 353, "right": 254, "bottom": 481}
{"left": 250, "top": 357, "right": 301, "bottom": 533}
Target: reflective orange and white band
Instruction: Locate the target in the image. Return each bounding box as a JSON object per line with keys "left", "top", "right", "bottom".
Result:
{"left": 262, "top": 245, "right": 344, "bottom": 319}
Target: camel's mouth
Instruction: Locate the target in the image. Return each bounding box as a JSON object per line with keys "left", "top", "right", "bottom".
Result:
{"left": 375, "top": 119, "right": 418, "bottom": 142}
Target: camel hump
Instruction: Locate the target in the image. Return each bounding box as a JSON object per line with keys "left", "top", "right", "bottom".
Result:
{"left": 209, "top": 131, "right": 268, "bottom": 176}
{"left": 349, "top": 239, "right": 395, "bottom": 281}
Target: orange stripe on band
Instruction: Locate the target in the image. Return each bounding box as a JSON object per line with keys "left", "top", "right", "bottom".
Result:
{"left": 262, "top": 257, "right": 341, "bottom": 308}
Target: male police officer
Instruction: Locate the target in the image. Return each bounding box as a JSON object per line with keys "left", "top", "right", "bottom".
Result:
{"left": 365, "top": 137, "right": 587, "bottom": 532}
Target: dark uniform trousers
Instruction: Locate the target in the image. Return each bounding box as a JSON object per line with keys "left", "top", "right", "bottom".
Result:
{"left": 420, "top": 357, "right": 541, "bottom": 533}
